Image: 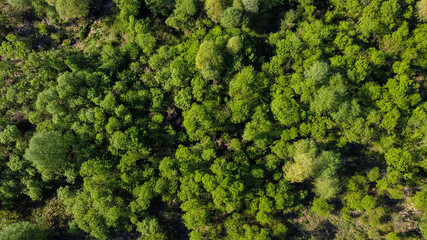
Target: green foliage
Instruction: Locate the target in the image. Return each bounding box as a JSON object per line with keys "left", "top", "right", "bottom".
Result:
{"left": 24, "top": 131, "right": 70, "bottom": 178}
{"left": 6, "top": 0, "right": 30, "bottom": 8}
{"left": 284, "top": 139, "right": 317, "bottom": 183}
{"left": 0, "top": 0, "right": 426, "bottom": 239}
{"left": 271, "top": 88, "right": 300, "bottom": 126}
{"left": 175, "top": 0, "right": 197, "bottom": 16}
{"left": 55, "top": 0, "right": 89, "bottom": 20}
{"left": 116, "top": 0, "right": 141, "bottom": 21}
{"left": 226, "top": 36, "right": 243, "bottom": 55}
{"left": 0, "top": 222, "right": 49, "bottom": 240}
{"left": 314, "top": 177, "right": 340, "bottom": 200}
{"left": 312, "top": 198, "right": 333, "bottom": 217}
{"left": 205, "top": 0, "right": 225, "bottom": 22}
{"left": 221, "top": 7, "right": 242, "bottom": 29}
{"left": 229, "top": 66, "right": 259, "bottom": 123}
{"left": 242, "top": 0, "right": 258, "bottom": 13}
{"left": 414, "top": 187, "right": 427, "bottom": 212}
{"left": 0, "top": 125, "right": 20, "bottom": 145}
{"left": 195, "top": 41, "right": 223, "bottom": 80}
{"left": 418, "top": 0, "right": 427, "bottom": 22}
{"left": 304, "top": 61, "right": 329, "bottom": 83}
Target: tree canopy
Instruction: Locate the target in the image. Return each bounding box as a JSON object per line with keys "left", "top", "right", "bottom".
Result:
{"left": 0, "top": 0, "right": 426, "bottom": 239}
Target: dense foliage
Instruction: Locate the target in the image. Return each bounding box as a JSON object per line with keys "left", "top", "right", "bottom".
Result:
{"left": 0, "top": 0, "right": 426, "bottom": 239}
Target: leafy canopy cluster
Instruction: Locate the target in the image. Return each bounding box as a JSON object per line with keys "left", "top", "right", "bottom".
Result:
{"left": 0, "top": 0, "right": 426, "bottom": 239}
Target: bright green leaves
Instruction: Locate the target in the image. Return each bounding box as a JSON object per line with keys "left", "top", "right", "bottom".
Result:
{"left": 311, "top": 198, "right": 333, "bottom": 217}
{"left": 271, "top": 88, "right": 300, "bottom": 127}
{"left": 115, "top": 0, "right": 140, "bottom": 21}
{"left": 175, "top": 0, "right": 197, "bottom": 16}
{"left": 183, "top": 103, "right": 216, "bottom": 141}
{"left": 229, "top": 66, "right": 260, "bottom": 123}
{"left": 414, "top": 186, "right": 427, "bottom": 212}
{"left": 344, "top": 174, "right": 376, "bottom": 211}
{"left": 136, "top": 218, "right": 167, "bottom": 239}
{"left": 380, "top": 0, "right": 401, "bottom": 27}
{"left": 6, "top": 0, "right": 30, "bottom": 9}
{"left": 0, "top": 125, "right": 20, "bottom": 145}
{"left": 380, "top": 107, "right": 401, "bottom": 134}
{"left": 310, "top": 86, "right": 340, "bottom": 116}
{"left": 385, "top": 148, "right": 412, "bottom": 172}
{"left": 59, "top": 158, "right": 131, "bottom": 240}
{"left": 243, "top": 106, "right": 277, "bottom": 151}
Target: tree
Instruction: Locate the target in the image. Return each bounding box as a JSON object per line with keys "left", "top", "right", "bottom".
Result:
{"left": 175, "top": 0, "right": 197, "bottom": 16}
{"left": 137, "top": 218, "right": 167, "bottom": 239}
{"left": 221, "top": 7, "right": 242, "bottom": 29}
{"left": 311, "top": 198, "right": 333, "bottom": 217}
{"left": 418, "top": 0, "right": 427, "bottom": 22}
{"left": 314, "top": 177, "right": 340, "bottom": 200}
{"left": 242, "top": 106, "right": 277, "bottom": 150}
{"left": 54, "top": 0, "right": 89, "bottom": 20}
{"left": 271, "top": 89, "right": 300, "bottom": 127}
{"left": 229, "top": 66, "right": 259, "bottom": 123}
{"left": 310, "top": 86, "right": 341, "bottom": 116}
{"left": 284, "top": 139, "right": 317, "bottom": 183}
{"left": 414, "top": 186, "right": 427, "bottom": 212}
{"left": 0, "top": 125, "right": 20, "bottom": 145}
{"left": 145, "top": 0, "right": 173, "bottom": 16}
{"left": 0, "top": 222, "right": 49, "bottom": 240}
{"left": 226, "top": 36, "right": 243, "bottom": 55}
{"left": 195, "top": 41, "right": 223, "bottom": 80}
{"left": 115, "top": 0, "right": 141, "bottom": 21}
{"left": 205, "top": 0, "right": 225, "bottom": 22}
{"left": 24, "top": 131, "right": 70, "bottom": 178}
{"left": 304, "top": 61, "right": 329, "bottom": 83}
{"left": 242, "top": 0, "right": 258, "bottom": 13}
{"left": 56, "top": 71, "right": 85, "bottom": 99}
{"left": 6, "top": 0, "right": 30, "bottom": 9}
{"left": 183, "top": 103, "right": 216, "bottom": 141}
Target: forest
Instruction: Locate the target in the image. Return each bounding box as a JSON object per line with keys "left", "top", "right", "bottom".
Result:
{"left": 0, "top": 0, "right": 426, "bottom": 239}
